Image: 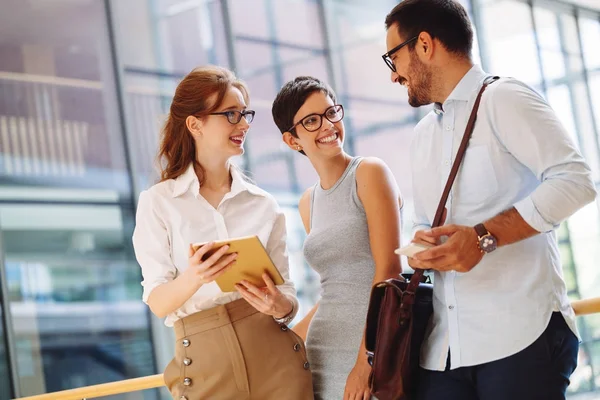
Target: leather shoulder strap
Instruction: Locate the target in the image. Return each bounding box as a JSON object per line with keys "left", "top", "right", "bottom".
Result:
{"left": 408, "top": 75, "right": 500, "bottom": 292}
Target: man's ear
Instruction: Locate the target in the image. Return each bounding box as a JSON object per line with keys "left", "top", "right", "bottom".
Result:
{"left": 416, "top": 31, "right": 435, "bottom": 61}
{"left": 283, "top": 131, "right": 303, "bottom": 152}
{"left": 186, "top": 115, "right": 203, "bottom": 138}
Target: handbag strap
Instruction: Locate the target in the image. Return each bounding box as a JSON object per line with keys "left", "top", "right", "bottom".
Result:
{"left": 405, "top": 75, "right": 500, "bottom": 296}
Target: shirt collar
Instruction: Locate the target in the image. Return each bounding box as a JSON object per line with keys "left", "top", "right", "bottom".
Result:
{"left": 172, "top": 162, "right": 266, "bottom": 198}
{"left": 434, "top": 64, "right": 487, "bottom": 115}
{"left": 230, "top": 165, "right": 266, "bottom": 198}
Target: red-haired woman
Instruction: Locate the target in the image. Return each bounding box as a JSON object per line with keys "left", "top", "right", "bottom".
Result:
{"left": 132, "top": 66, "right": 313, "bottom": 400}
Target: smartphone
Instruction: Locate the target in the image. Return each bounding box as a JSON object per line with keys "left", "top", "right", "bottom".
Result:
{"left": 394, "top": 242, "right": 433, "bottom": 258}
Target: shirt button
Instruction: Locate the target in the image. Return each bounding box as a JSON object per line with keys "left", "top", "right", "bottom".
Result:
{"left": 449, "top": 305, "right": 455, "bottom": 310}
{"left": 444, "top": 160, "right": 450, "bottom": 166}
{"left": 445, "top": 125, "right": 451, "bottom": 131}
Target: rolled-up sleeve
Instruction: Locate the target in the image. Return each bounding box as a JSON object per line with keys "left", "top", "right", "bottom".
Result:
{"left": 412, "top": 200, "right": 432, "bottom": 236}
{"left": 410, "top": 140, "right": 433, "bottom": 236}
{"left": 265, "top": 204, "right": 299, "bottom": 319}
{"left": 488, "top": 81, "right": 597, "bottom": 233}
{"left": 132, "top": 190, "right": 177, "bottom": 303}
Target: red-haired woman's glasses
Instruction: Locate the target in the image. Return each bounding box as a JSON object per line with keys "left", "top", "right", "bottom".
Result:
{"left": 209, "top": 110, "right": 255, "bottom": 124}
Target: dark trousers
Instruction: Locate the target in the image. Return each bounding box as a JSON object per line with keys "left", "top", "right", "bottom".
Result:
{"left": 417, "top": 312, "right": 579, "bottom": 400}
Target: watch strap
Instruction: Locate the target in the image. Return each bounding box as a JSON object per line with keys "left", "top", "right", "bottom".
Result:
{"left": 474, "top": 223, "right": 489, "bottom": 238}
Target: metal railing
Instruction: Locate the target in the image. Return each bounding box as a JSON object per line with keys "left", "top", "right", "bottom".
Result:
{"left": 11, "top": 297, "right": 600, "bottom": 400}
{"left": 13, "top": 374, "right": 164, "bottom": 400}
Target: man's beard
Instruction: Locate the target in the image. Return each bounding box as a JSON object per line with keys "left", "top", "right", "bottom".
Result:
{"left": 404, "top": 52, "right": 433, "bottom": 108}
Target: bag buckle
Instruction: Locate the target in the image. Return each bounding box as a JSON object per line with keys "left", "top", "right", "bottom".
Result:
{"left": 366, "top": 351, "right": 374, "bottom": 366}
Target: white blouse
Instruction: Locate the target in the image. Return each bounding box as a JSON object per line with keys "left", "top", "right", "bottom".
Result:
{"left": 132, "top": 163, "right": 298, "bottom": 327}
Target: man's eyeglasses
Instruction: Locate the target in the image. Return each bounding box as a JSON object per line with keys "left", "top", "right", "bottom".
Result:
{"left": 209, "top": 110, "right": 256, "bottom": 124}
{"left": 382, "top": 36, "right": 418, "bottom": 73}
{"left": 288, "top": 104, "right": 344, "bottom": 133}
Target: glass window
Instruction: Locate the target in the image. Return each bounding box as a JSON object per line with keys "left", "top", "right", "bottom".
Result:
{"left": 272, "top": 0, "right": 323, "bottom": 47}
{"left": 293, "top": 153, "right": 319, "bottom": 191}
{"left": 590, "top": 72, "right": 600, "bottom": 163}
{"left": 276, "top": 204, "right": 319, "bottom": 323}
{"left": 251, "top": 157, "right": 294, "bottom": 193}
{"left": 479, "top": 1, "right": 541, "bottom": 85}
{"left": 228, "top": 0, "right": 270, "bottom": 39}
{"left": 546, "top": 85, "right": 580, "bottom": 146}
{"left": 113, "top": 0, "right": 230, "bottom": 193}
{"left": 560, "top": 14, "right": 585, "bottom": 76}
{"left": 114, "top": 0, "right": 230, "bottom": 72}
{"left": 570, "top": 80, "right": 600, "bottom": 182}
{"left": 245, "top": 104, "right": 286, "bottom": 161}
{"left": 0, "top": 296, "right": 12, "bottom": 399}
{"left": 123, "top": 73, "right": 176, "bottom": 191}
{"left": 353, "top": 124, "right": 416, "bottom": 243}
{"left": 0, "top": 203, "right": 157, "bottom": 398}
{"left": 324, "top": 1, "right": 407, "bottom": 103}
{"left": 567, "top": 202, "right": 600, "bottom": 396}
{"left": 580, "top": 18, "right": 600, "bottom": 70}
{"left": 533, "top": 7, "right": 566, "bottom": 81}
{"left": 228, "top": 0, "right": 330, "bottom": 190}
{"left": 279, "top": 48, "right": 329, "bottom": 86}
{"left": 0, "top": 0, "right": 131, "bottom": 199}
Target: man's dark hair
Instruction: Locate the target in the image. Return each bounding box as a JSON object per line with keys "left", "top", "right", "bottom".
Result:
{"left": 385, "top": 0, "right": 473, "bottom": 58}
{"left": 272, "top": 76, "right": 337, "bottom": 143}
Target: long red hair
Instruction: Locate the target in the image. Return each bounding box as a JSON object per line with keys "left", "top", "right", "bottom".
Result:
{"left": 158, "top": 66, "right": 249, "bottom": 183}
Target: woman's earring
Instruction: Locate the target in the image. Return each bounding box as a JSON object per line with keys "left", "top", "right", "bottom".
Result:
{"left": 296, "top": 146, "right": 302, "bottom": 151}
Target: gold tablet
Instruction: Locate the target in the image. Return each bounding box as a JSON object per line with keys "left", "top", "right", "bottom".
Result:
{"left": 191, "top": 235, "right": 284, "bottom": 292}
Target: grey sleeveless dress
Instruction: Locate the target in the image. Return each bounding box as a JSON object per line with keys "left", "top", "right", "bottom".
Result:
{"left": 304, "top": 157, "right": 375, "bottom": 399}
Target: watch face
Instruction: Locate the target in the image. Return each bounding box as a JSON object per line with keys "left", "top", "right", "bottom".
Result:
{"left": 479, "top": 235, "right": 497, "bottom": 253}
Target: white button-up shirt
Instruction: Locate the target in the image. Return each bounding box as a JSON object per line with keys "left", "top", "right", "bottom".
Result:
{"left": 411, "top": 65, "right": 597, "bottom": 370}
{"left": 132, "top": 163, "right": 298, "bottom": 327}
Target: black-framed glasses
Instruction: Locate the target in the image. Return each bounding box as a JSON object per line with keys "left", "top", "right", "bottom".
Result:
{"left": 209, "top": 109, "right": 255, "bottom": 124}
{"left": 287, "top": 104, "right": 344, "bottom": 132}
{"left": 382, "top": 36, "right": 418, "bottom": 73}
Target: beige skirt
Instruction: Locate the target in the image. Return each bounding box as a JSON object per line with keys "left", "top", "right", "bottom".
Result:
{"left": 164, "top": 298, "right": 314, "bottom": 400}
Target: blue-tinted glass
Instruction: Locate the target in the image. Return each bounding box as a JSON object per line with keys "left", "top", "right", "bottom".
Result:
{"left": 0, "top": 299, "right": 12, "bottom": 399}
{"left": 0, "top": 203, "right": 158, "bottom": 399}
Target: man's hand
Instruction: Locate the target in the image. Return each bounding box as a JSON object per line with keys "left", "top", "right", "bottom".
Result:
{"left": 410, "top": 224, "right": 483, "bottom": 273}
{"left": 408, "top": 208, "right": 446, "bottom": 269}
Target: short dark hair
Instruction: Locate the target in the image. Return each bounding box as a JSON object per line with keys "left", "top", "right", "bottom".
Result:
{"left": 385, "top": 0, "right": 473, "bottom": 58}
{"left": 272, "top": 76, "right": 337, "bottom": 138}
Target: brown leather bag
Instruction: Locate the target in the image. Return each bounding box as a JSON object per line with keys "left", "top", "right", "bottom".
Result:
{"left": 365, "top": 76, "right": 499, "bottom": 400}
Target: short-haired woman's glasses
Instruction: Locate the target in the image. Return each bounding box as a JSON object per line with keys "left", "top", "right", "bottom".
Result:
{"left": 209, "top": 110, "right": 255, "bottom": 124}
{"left": 288, "top": 104, "right": 344, "bottom": 133}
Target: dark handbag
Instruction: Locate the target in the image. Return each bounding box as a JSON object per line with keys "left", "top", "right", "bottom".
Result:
{"left": 365, "top": 76, "right": 499, "bottom": 400}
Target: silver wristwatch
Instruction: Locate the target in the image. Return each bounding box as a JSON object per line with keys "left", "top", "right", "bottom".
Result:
{"left": 273, "top": 299, "right": 295, "bottom": 325}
